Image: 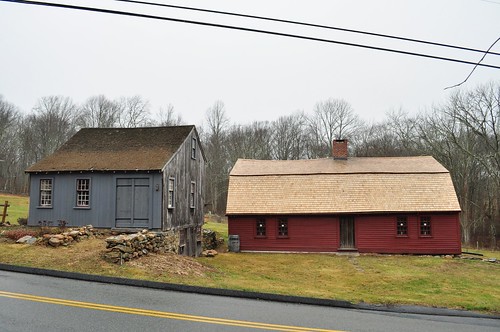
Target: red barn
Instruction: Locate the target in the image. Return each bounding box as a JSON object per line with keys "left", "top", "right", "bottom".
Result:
{"left": 226, "top": 140, "right": 461, "bottom": 254}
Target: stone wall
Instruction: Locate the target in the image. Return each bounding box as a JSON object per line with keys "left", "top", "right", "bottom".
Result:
{"left": 39, "top": 225, "right": 98, "bottom": 247}
{"left": 104, "top": 230, "right": 179, "bottom": 264}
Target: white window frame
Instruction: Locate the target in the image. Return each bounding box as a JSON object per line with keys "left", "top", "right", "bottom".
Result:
{"left": 76, "top": 178, "right": 91, "bottom": 208}
{"left": 39, "top": 178, "right": 53, "bottom": 208}
{"left": 167, "top": 177, "right": 175, "bottom": 209}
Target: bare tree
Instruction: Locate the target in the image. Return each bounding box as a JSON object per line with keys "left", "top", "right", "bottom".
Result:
{"left": 271, "top": 112, "right": 307, "bottom": 160}
{"left": 117, "top": 95, "right": 152, "bottom": 128}
{"left": 156, "top": 104, "right": 184, "bottom": 126}
{"left": 203, "top": 101, "right": 230, "bottom": 214}
{"left": 0, "top": 96, "right": 21, "bottom": 192}
{"left": 307, "top": 98, "right": 360, "bottom": 158}
{"left": 226, "top": 121, "right": 273, "bottom": 164}
{"left": 77, "top": 95, "right": 120, "bottom": 128}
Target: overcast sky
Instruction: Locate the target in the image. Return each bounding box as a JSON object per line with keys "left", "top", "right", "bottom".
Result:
{"left": 1, "top": 0, "right": 499, "bottom": 126}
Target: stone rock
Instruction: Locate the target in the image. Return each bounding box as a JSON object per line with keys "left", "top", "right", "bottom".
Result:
{"left": 201, "top": 249, "right": 218, "bottom": 257}
{"left": 114, "top": 245, "right": 135, "bottom": 253}
{"left": 16, "top": 235, "right": 37, "bottom": 244}
{"left": 488, "top": 258, "right": 497, "bottom": 263}
{"left": 48, "top": 237, "right": 61, "bottom": 247}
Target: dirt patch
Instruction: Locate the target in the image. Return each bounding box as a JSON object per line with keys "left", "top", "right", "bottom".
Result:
{"left": 127, "top": 252, "right": 214, "bottom": 277}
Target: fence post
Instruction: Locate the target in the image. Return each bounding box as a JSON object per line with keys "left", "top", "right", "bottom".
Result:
{"left": 1, "top": 201, "right": 9, "bottom": 224}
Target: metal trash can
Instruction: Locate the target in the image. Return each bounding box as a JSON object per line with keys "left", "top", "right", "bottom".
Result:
{"left": 228, "top": 234, "right": 240, "bottom": 253}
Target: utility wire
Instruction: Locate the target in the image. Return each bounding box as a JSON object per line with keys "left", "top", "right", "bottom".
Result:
{"left": 445, "top": 37, "right": 500, "bottom": 90}
{"left": 113, "top": 0, "right": 500, "bottom": 57}
{"left": 3, "top": 0, "right": 500, "bottom": 70}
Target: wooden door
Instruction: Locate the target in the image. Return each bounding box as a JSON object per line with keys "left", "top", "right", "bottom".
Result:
{"left": 115, "top": 178, "right": 150, "bottom": 228}
{"left": 340, "top": 216, "right": 355, "bottom": 249}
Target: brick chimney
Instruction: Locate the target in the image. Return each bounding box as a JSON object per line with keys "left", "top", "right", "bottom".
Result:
{"left": 332, "top": 139, "right": 348, "bottom": 160}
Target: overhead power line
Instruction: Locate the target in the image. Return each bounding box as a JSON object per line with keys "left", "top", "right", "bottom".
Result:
{"left": 3, "top": 0, "right": 500, "bottom": 70}
{"left": 445, "top": 37, "right": 500, "bottom": 90}
{"left": 113, "top": 0, "right": 500, "bottom": 57}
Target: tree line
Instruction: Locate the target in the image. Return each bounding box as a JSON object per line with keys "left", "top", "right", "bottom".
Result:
{"left": 0, "top": 83, "right": 498, "bottom": 248}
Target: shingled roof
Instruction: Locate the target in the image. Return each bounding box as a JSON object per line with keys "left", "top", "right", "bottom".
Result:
{"left": 226, "top": 156, "right": 461, "bottom": 215}
{"left": 26, "top": 126, "right": 196, "bottom": 173}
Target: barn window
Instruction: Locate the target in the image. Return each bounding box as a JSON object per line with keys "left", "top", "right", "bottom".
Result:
{"left": 39, "top": 179, "right": 53, "bottom": 207}
{"left": 420, "top": 216, "right": 431, "bottom": 236}
{"left": 190, "top": 181, "right": 196, "bottom": 209}
{"left": 256, "top": 218, "right": 266, "bottom": 237}
{"left": 76, "top": 179, "right": 90, "bottom": 207}
{"left": 277, "top": 218, "right": 288, "bottom": 237}
{"left": 191, "top": 136, "right": 197, "bottom": 159}
{"left": 167, "top": 177, "right": 175, "bottom": 209}
{"left": 396, "top": 216, "right": 408, "bottom": 236}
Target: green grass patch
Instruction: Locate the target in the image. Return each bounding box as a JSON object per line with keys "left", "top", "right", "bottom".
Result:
{"left": 0, "top": 194, "right": 29, "bottom": 225}
{"left": 204, "top": 220, "right": 228, "bottom": 243}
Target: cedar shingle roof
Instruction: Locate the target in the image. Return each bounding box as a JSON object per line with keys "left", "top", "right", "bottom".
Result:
{"left": 26, "top": 126, "right": 195, "bottom": 173}
{"left": 226, "top": 157, "right": 461, "bottom": 215}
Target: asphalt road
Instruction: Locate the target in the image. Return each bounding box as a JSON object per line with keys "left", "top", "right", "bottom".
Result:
{"left": 0, "top": 270, "right": 498, "bottom": 332}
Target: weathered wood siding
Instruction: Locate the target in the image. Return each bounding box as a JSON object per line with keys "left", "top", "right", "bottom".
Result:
{"left": 228, "top": 212, "right": 461, "bottom": 254}
{"left": 162, "top": 128, "right": 205, "bottom": 256}
{"left": 28, "top": 172, "right": 163, "bottom": 229}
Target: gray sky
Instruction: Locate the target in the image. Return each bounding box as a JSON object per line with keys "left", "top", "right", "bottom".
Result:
{"left": 1, "top": 0, "right": 499, "bottom": 126}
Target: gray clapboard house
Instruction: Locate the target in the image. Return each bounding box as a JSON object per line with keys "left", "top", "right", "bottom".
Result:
{"left": 26, "top": 126, "right": 205, "bottom": 256}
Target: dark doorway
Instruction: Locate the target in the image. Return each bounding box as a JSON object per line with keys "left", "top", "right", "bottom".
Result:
{"left": 340, "top": 216, "right": 356, "bottom": 249}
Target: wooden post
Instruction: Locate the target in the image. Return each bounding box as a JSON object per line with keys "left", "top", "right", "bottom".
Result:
{"left": 1, "top": 201, "right": 9, "bottom": 224}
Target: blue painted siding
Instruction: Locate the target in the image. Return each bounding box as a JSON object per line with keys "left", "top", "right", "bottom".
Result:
{"left": 28, "top": 172, "right": 163, "bottom": 229}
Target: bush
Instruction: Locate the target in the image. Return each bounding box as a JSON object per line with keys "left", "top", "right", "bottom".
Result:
{"left": 3, "top": 229, "right": 38, "bottom": 241}
{"left": 17, "top": 218, "right": 28, "bottom": 226}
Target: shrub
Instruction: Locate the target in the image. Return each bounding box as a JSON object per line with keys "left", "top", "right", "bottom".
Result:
{"left": 3, "top": 229, "right": 38, "bottom": 241}
{"left": 17, "top": 218, "right": 28, "bottom": 226}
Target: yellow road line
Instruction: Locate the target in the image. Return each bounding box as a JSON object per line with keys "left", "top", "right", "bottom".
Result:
{"left": 0, "top": 290, "right": 344, "bottom": 332}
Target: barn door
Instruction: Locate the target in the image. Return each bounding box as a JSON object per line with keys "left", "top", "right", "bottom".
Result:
{"left": 115, "top": 178, "right": 150, "bottom": 228}
{"left": 340, "top": 216, "right": 356, "bottom": 249}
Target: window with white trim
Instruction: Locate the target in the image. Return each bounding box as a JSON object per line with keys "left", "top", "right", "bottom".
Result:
{"left": 39, "top": 179, "right": 53, "bottom": 207}
{"left": 167, "top": 177, "right": 175, "bottom": 209}
{"left": 76, "top": 179, "right": 90, "bottom": 207}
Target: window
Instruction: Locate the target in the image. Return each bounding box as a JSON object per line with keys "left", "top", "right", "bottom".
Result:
{"left": 396, "top": 216, "right": 408, "bottom": 236}
{"left": 277, "top": 218, "right": 288, "bottom": 237}
{"left": 190, "top": 181, "right": 196, "bottom": 209}
{"left": 191, "top": 136, "right": 197, "bottom": 159}
{"left": 256, "top": 218, "right": 266, "bottom": 237}
{"left": 39, "top": 179, "right": 53, "bottom": 207}
{"left": 167, "top": 177, "right": 175, "bottom": 209}
{"left": 420, "top": 216, "right": 431, "bottom": 236}
{"left": 76, "top": 179, "right": 90, "bottom": 207}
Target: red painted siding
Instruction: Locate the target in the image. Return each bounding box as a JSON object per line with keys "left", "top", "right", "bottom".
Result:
{"left": 228, "top": 216, "right": 339, "bottom": 252}
{"left": 355, "top": 213, "right": 461, "bottom": 254}
{"left": 228, "top": 212, "right": 461, "bottom": 254}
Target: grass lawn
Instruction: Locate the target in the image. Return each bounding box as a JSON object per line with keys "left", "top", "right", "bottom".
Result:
{"left": 0, "top": 194, "right": 29, "bottom": 224}
{"left": 0, "top": 195, "right": 498, "bottom": 313}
